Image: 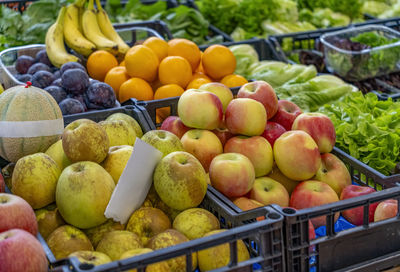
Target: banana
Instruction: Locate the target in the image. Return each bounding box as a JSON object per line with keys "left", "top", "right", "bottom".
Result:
{"left": 46, "top": 7, "right": 80, "bottom": 68}
{"left": 95, "top": 0, "right": 130, "bottom": 55}
{"left": 64, "top": 0, "right": 96, "bottom": 57}
{"left": 82, "top": 0, "right": 118, "bottom": 55}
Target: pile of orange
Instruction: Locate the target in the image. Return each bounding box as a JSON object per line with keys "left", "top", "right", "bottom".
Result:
{"left": 86, "top": 37, "right": 248, "bottom": 120}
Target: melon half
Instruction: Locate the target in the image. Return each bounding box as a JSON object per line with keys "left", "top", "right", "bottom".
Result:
{"left": 0, "top": 84, "right": 63, "bottom": 163}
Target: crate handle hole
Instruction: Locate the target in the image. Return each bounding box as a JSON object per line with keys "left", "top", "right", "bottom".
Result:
{"left": 282, "top": 208, "right": 296, "bottom": 214}
{"left": 267, "top": 212, "right": 280, "bottom": 220}
{"left": 79, "top": 263, "right": 94, "bottom": 270}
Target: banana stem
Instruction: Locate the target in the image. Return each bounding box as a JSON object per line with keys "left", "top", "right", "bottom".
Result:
{"left": 56, "top": 6, "right": 66, "bottom": 25}
{"left": 75, "top": 0, "right": 86, "bottom": 8}
{"left": 87, "top": 0, "right": 94, "bottom": 10}
{"left": 95, "top": 0, "right": 103, "bottom": 12}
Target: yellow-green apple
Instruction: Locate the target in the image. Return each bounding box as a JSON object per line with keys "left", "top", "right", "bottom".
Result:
{"left": 0, "top": 193, "right": 38, "bottom": 235}
{"left": 119, "top": 248, "right": 170, "bottom": 272}
{"left": 340, "top": 185, "right": 378, "bottom": 226}
{"left": 237, "top": 81, "right": 278, "bottom": 120}
{"left": 0, "top": 229, "right": 47, "bottom": 272}
{"left": 292, "top": 113, "right": 336, "bottom": 153}
{"left": 99, "top": 120, "right": 136, "bottom": 147}
{"left": 0, "top": 173, "right": 4, "bottom": 192}
{"left": 181, "top": 129, "right": 223, "bottom": 172}
{"left": 212, "top": 123, "right": 234, "bottom": 146}
{"left": 35, "top": 203, "right": 65, "bottom": 239}
{"left": 84, "top": 219, "right": 125, "bottom": 248}
{"left": 232, "top": 197, "right": 264, "bottom": 221}
{"left": 69, "top": 251, "right": 111, "bottom": 266}
{"left": 56, "top": 161, "right": 115, "bottom": 229}
{"left": 261, "top": 122, "right": 286, "bottom": 147}
{"left": 224, "top": 136, "right": 273, "bottom": 177}
{"left": 12, "top": 153, "right": 61, "bottom": 209}
{"left": 147, "top": 229, "right": 197, "bottom": 272}
{"left": 96, "top": 230, "right": 142, "bottom": 261}
{"left": 153, "top": 197, "right": 181, "bottom": 222}
{"left": 249, "top": 177, "right": 289, "bottom": 207}
{"left": 314, "top": 153, "right": 351, "bottom": 197}
{"left": 172, "top": 208, "right": 220, "bottom": 240}
{"left": 141, "top": 130, "right": 184, "bottom": 158}
{"left": 198, "top": 82, "right": 233, "bottom": 113}
{"left": 177, "top": 89, "right": 223, "bottom": 130}
{"left": 374, "top": 199, "right": 398, "bottom": 222}
{"left": 270, "top": 100, "right": 302, "bottom": 131}
{"left": 45, "top": 139, "right": 72, "bottom": 170}
{"left": 106, "top": 112, "right": 143, "bottom": 138}
{"left": 197, "top": 229, "right": 249, "bottom": 272}
{"left": 62, "top": 119, "right": 109, "bottom": 163}
{"left": 46, "top": 225, "right": 93, "bottom": 260}
{"left": 273, "top": 130, "right": 321, "bottom": 181}
{"left": 153, "top": 151, "right": 207, "bottom": 211}
{"left": 101, "top": 145, "right": 133, "bottom": 184}
{"left": 209, "top": 153, "right": 255, "bottom": 198}
{"left": 267, "top": 164, "right": 299, "bottom": 195}
{"left": 225, "top": 98, "right": 267, "bottom": 136}
{"left": 290, "top": 180, "right": 339, "bottom": 228}
{"left": 160, "top": 116, "right": 190, "bottom": 138}
{"left": 126, "top": 207, "right": 171, "bottom": 246}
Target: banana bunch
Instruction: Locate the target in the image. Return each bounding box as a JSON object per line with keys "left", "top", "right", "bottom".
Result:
{"left": 46, "top": 0, "right": 130, "bottom": 67}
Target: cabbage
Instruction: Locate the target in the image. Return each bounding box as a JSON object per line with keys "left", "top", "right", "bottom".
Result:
{"left": 228, "top": 44, "right": 260, "bottom": 77}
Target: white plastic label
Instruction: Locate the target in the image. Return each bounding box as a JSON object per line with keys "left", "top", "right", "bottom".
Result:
{"left": 105, "top": 138, "right": 162, "bottom": 224}
{"left": 0, "top": 119, "right": 64, "bottom": 137}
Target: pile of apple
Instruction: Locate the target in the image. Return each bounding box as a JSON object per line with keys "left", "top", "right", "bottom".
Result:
{"left": 0, "top": 112, "right": 252, "bottom": 271}
{"left": 160, "top": 80, "right": 398, "bottom": 233}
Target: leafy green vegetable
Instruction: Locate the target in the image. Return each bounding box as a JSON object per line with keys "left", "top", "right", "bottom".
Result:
{"left": 320, "top": 92, "right": 400, "bottom": 176}
{"left": 229, "top": 44, "right": 259, "bottom": 77}
{"left": 299, "top": 8, "right": 350, "bottom": 28}
{"left": 361, "top": 1, "right": 391, "bottom": 16}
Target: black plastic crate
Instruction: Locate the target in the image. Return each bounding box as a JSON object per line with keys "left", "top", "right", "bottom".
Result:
{"left": 268, "top": 18, "right": 400, "bottom": 100}
{"left": 114, "top": 20, "right": 173, "bottom": 41}
{"left": 49, "top": 189, "right": 285, "bottom": 272}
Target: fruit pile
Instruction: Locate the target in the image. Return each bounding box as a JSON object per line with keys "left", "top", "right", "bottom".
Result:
{"left": 159, "top": 80, "right": 398, "bottom": 232}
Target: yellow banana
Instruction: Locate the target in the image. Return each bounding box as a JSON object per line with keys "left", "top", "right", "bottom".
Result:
{"left": 82, "top": 0, "right": 118, "bottom": 55}
{"left": 95, "top": 0, "right": 130, "bottom": 55}
{"left": 46, "top": 7, "right": 80, "bottom": 68}
{"left": 64, "top": 0, "right": 96, "bottom": 57}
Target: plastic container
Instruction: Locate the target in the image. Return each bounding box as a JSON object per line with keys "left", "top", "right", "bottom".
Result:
{"left": 113, "top": 20, "right": 173, "bottom": 41}
{"left": 49, "top": 190, "right": 285, "bottom": 272}
{"left": 320, "top": 25, "right": 400, "bottom": 81}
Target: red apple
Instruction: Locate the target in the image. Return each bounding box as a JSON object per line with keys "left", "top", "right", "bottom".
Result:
{"left": 212, "top": 125, "right": 234, "bottom": 146}
{"left": 160, "top": 116, "right": 190, "bottom": 139}
{"left": 209, "top": 153, "right": 255, "bottom": 198}
{"left": 340, "top": 185, "right": 379, "bottom": 226}
{"left": 290, "top": 180, "right": 339, "bottom": 228}
{"left": 0, "top": 229, "right": 47, "bottom": 272}
{"left": 374, "top": 199, "right": 398, "bottom": 222}
{"left": 292, "top": 113, "right": 336, "bottom": 153}
{"left": 225, "top": 98, "right": 267, "bottom": 136}
{"left": 237, "top": 81, "right": 278, "bottom": 120}
{"left": 249, "top": 177, "right": 289, "bottom": 207}
{"left": 0, "top": 173, "right": 5, "bottom": 192}
{"left": 267, "top": 164, "right": 299, "bottom": 195}
{"left": 224, "top": 136, "right": 273, "bottom": 177}
{"left": 309, "top": 221, "right": 316, "bottom": 240}
{"left": 181, "top": 129, "right": 223, "bottom": 172}
{"left": 261, "top": 121, "right": 286, "bottom": 147}
{"left": 270, "top": 100, "right": 302, "bottom": 131}
{"left": 198, "top": 82, "right": 233, "bottom": 113}
{"left": 178, "top": 89, "right": 223, "bottom": 130}
{"left": 0, "top": 193, "right": 38, "bottom": 236}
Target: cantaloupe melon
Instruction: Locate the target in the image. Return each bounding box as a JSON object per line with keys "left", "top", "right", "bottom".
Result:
{"left": 0, "top": 84, "right": 63, "bottom": 163}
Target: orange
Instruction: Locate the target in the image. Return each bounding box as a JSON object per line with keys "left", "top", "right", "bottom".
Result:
{"left": 120, "top": 60, "right": 126, "bottom": 66}
{"left": 104, "top": 66, "right": 130, "bottom": 98}
{"left": 191, "top": 72, "right": 211, "bottom": 81}
{"left": 186, "top": 77, "right": 212, "bottom": 90}
{"left": 202, "top": 45, "right": 236, "bottom": 80}
{"left": 168, "top": 39, "right": 201, "bottom": 71}
{"left": 154, "top": 84, "right": 185, "bottom": 118}
{"left": 124, "top": 45, "right": 159, "bottom": 82}
{"left": 87, "top": 50, "right": 118, "bottom": 81}
{"left": 158, "top": 56, "right": 192, "bottom": 88}
{"left": 143, "top": 37, "right": 169, "bottom": 62}
{"left": 195, "top": 51, "right": 204, "bottom": 73}
{"left": 119, "top": 77, "right": 153, "bottom": 102}
{"left": 156, "top": 114, "right": 164, "bottom": 125}
{"left": 220, "top": 74, "right": 248, "bottom": 88}
{"left": 150, "top": 78, "right": 163, "bottom": 91}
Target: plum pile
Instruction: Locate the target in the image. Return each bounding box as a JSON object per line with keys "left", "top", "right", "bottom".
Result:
{"left": 14, "top": 51, "right": 117, "bottom": 115}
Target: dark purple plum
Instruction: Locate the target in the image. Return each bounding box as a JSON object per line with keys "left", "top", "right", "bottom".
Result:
{"left": 15, "top": 74, "right": 32, "bottom": 83}
{"left": 31, "top": 71, "right": 55, "bottom": 89}
{"left": 15, "top": 56, "right": 35, "bottom": 74}
{"left": 68, "top": 94, "right": 88, "bottom": 111}
{"left": 85, "top": 82, "right": 116, "bottom": 109}
{"left": 53, "top": 70, "right": 61, "bottom": 80}
{"left": 61, "top": 68, "right": 89, "bottom": 94}
{"left": 59, "top": 98, "right": 85, "bottom": 115}
{"left": 44, "top": 86, "right": 67, "bottom": 103}
{"left": 51, "top": 78, "right": 62, "bottom": 88}
{"left": 35, "top": 50, "right": 52, "bottom": 67}
{"left": 27, "top": 63, "right": 51, "bottom": 75}
{"left": 60, "top": 62, "right": 86, "bottom": 74}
